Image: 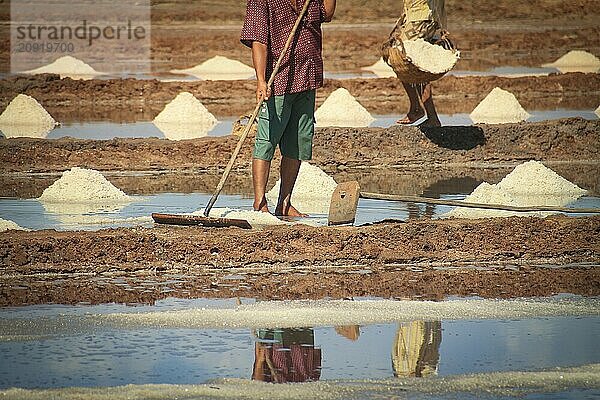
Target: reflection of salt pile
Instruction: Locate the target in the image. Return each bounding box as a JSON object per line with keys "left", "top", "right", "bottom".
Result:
{"left": 470, "top": 87, "right": 530, "bottom": 124}
{"left": 315, "top": 88, "right": 375, "bottom": 128}
{"left": 153, "top": 92, "right": 218, "bottom": 140}
{"left": 204, "top": 208, "right": 289, "bottom": 229}
{"left": 24, "top": 55, "right": 104, "bottom": 79}
{"left": 361, "top": 58, "right": 396, "bottom": 78}
{"left": 542, "top": 50, "right": 600, "bottom": 73}
{"left": 444, "top": 161, "right": 587, "bottom": 219}
{"left": 170, "top": 56, "right": 255, "bottom": 80}
{"left": 266, "top": 162, "right": 337, "bottom": 214}
{"left": 0, "top": 94, "right": 58, "bottom": 138}
{"left": 39, "top": 167, "right": 131, "bottom": 219}
{"left": 0, "top": 218, "right": 28, "bottom": 232}
{"left": 401, "top": 39, "right": 459, "bottom": 74}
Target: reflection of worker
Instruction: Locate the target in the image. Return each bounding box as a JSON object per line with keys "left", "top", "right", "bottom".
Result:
{"left": 252, "top": 328, "right": 322, "bottom": 383}
{"left": 392, "top": 320, "right": 442, "bottom": 377}
{"left": 387, "top": 0, "right": 447, "bottom": 127}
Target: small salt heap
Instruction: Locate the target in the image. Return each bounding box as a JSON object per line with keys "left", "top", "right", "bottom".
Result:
{"left": 595, "top": 105, "right": 600, "bottom": 118}
{"left": 0, "top": 94, "right": 58, "bottom": 138}
{"left": 444, "top": 161, "right": 587, "bottom": 219}
{"left": 205, "top": 208, "right": 289, "bottom": 229}
{"left": 542, "top": 50, "right": 600, "bottom": 73}
{"left": 401, "top": 38, "right": 459, "bottom": 74}
{"left": 170, "top": 56, "right": 255, "bottom": 81}
{"left": 315, "top": 88, "right": 375, "bottom": 128}
{"left": 0, "top": 217, "right": 28, "bottom": 232}
{"left": 153, "top": 92, "right": 218, "bottom": 140}
{"left": 39, "top": 167, "right": 131, "bottom": 203}
{"left": 24, "top": 55, "right": 104, "bottom": 79}
{"left": 361, "top": 58, "right": 396, "bottom": 78}
{"left": 266, "top": 162, "right": 337, "bottom": 214}
{"left": 470, "top": 87, "right": 530, "bottom": 124}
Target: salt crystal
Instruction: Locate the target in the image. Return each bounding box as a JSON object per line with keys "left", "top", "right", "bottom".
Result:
{"left": 266, "top": 162, "right": 337, "bottom": 214}
{"left": 153, "top": 92, "right": 218, "bottom": 140}
{"left": 0, "top": 94, "right": 57, "bottom": 138}
{"left": 315, "top": 88, "right": 375, "bottom": 127}
{"left": 23, "top": 55, "right": 104, "bottom": 79}
{"left": 542, "top": 50, "right": 600, "bottom": 73}
{"left": 0, "top": 218, "right": 28, "bottom": 232}
{"left": 39, "top": 167, "right": 131, "bottom": 203}
{"left": 361, "top": 57, "right": 396, "bottom": 78}
{"left": 170, "top": 56, "right": 255, "bottom": 81}
{"left": 400, "top": 38, "right": 459, "bottom": 74}
{"left": 470, "top": 87, "right": 530, "bottom": 124}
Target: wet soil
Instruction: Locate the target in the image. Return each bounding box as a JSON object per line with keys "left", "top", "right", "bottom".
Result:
{"left": 0, "top": 73, "right": 598, "bottom": 120}
{"left": 1, "top": 216, "right": 598, "bottom": 306}
{"left": 2, "top": 118, "right": 599, "bottom": 194}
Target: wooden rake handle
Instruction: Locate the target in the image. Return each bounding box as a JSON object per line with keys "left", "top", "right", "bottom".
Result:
{"left": 204, "top": 0, "right": 313, "bottom": 217}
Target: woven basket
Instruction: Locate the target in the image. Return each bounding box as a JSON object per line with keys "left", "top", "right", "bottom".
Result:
{"left": 382, "top": 35, "right": 457, "bottom": 84}
{"left": 231, "top": 114, "right": 257, "bottom": 137}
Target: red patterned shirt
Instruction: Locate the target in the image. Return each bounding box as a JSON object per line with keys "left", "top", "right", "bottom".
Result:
{"left": 240, "top": 0, "right": 327, "bottom": 96}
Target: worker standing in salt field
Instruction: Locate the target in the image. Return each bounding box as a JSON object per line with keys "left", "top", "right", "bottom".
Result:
{"left": 241, "top": 0, "right": 336, "bottom": 217}
{"left": 389, "top": 0, "right": 447, "bottom": 127}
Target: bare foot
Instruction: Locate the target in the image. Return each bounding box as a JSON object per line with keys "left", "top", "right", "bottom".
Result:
{"left": 275, "top": 202, "right": 308, "bottom": 218}
{"left": 397, "top": 109, "right": 425, "bottom": 124}
{"left": 419, "top": 117, "right": 442, "bottom": 127}
{"left": 253, "top": 197, "right": 271, "bottom": 213}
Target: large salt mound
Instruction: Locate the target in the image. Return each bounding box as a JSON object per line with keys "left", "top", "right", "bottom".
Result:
{"left": 470, "top": 87, "right": 530, "bottom": 124}
{"left": 315, "top": 88, "right": 375, "bottom": 128}
{"left": 0, "top": 94, "right": 57, "bottom": 138}
{"left": 542, "top": 50, "right": 600, "bottom": 73}
{"left": 401, "top": 38, "right": 459, "bottom": 74}
{"left": 443, "top": 182, "right": 521, "bottom": 219}
{"left": 361, "top": 57, "right": 396, "bottom": 78}
{"left": 39, "top": 167, "right": 131, "bottom": 203}
{"left": 497, "top": 160, "right": 586, "bottom": 206}
{"left": 170, "top": 56, "right": 255, "bottom": 81}
{"left": 153, "top": 92, "right": 218, "bottom": 140}
{"left": 24, "top": 55, "right": 104, "bottom": 79}
{"left": 0, "top": 218, "right": 28, "bottom": 232}
{"left": 266, "top": 162, "right": 337, "bottom": 214}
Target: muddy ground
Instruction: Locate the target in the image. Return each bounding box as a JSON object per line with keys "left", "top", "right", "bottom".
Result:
{"left": 2, "top": 118, "right": 599, "bottom": 195}
{"left": 0, "top": 73, "right": 598, "bottom": 121}
{"left": 1, "top": 216, "right": 598, "bottom": 306}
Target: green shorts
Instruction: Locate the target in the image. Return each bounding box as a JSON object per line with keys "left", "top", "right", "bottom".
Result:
{"left": 253, "top": 89, "right": 316, "bottom": 161}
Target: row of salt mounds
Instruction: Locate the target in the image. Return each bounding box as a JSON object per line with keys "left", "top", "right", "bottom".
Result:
{"left": 153, "top": 92, "right": 218, "bottom": 140}
{"left": 402, "top": 38, "right": 460, "bottom": 74}
{"left": 23, "top": 55, "right": 105, "bottom": 80}
{"left": 0, "top": 218, "right": 28, "bottom": 232}
{"left": 470, "top": 87, "right": 530, "bottom": 124}
{"left": 266, "top": 162, "right": 337, "bottom": 215}
{"left": 315, "top": 88, "right": 375, "bottom": 127}
{"left": 170, "top": 56, "right": 255, "bottom": 81}
{"left": 0, "top": 94, "right": 58, "bottom": 138}
{"left": 361, "top": 57, "right": 396, "bottom": 78}
{"left": 542, "top": 50, "right": 600, "bottom": 74}
{"left": 444, "top": 161, "right": 587, "bottom": 219}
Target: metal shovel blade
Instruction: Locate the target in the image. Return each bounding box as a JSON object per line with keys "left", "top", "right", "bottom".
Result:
{"left": 152, "top": 213, "right": 252, "bottom": 229}
{"left": 328, "top": 181, "right": 361, "bottom": 226}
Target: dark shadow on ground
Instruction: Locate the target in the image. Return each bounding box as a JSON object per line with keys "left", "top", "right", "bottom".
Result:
{"left": 419, "top": 126, "right": 486, "bottom": 150}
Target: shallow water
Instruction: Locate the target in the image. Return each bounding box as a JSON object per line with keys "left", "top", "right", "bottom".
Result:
{"left": 0, "top": 296, "right": 598, "bottom": 396}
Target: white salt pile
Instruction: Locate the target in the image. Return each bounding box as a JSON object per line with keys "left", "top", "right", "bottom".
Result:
{"left": 0, "top": 94, "right": 58, "bottom": 138}
{"left": 39, "top": 167, "right": 131, "bottom": 204}
{"left": 542, "top": 50, "right": 600, "bottom": 73}
{"left": 595, "top": 105, "right": 600, "bottom": 118}
{"left": 153, "top": 92, "right": 218, "bottom": 140}
{"left": 444, "top": 161, "right": 587, "bottom": 219}
{"left": 400, "top": 38, "right": 459, "bottom": 74}
{"left": 0, "top": 218, "right": 28, "bottom": 232}
{"left": 266, "top": 162, "right": 337, "bottom": 215}
{"left": 469, "top": 87, "right": 531, "bottom": 124}
{"left": 315, "top": 88, "right": 375, "bottom": 128}
{"left": 204, "top": 208, "right": 289, "bottom": 229}
{"left": 361, "top": 57, "right": 396, "bottom": 78}
{"left": 170, "top": 56, "right": 255, "bottom": 81}
{"left": 24, "top": 55, "right": 104, "bottom": 79}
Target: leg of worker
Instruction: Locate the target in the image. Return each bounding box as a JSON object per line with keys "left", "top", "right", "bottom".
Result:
{"left": 421, "top": 83, "right": 441, "bottom": 127}
{"left": 277, "top": 90, "right": 315, "bottom": 217}
{"left": 252, "top": 159, "right": 271, "bottom": 212}
{"left": 397, "top": 82, "right": 425, "bottom": 124}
